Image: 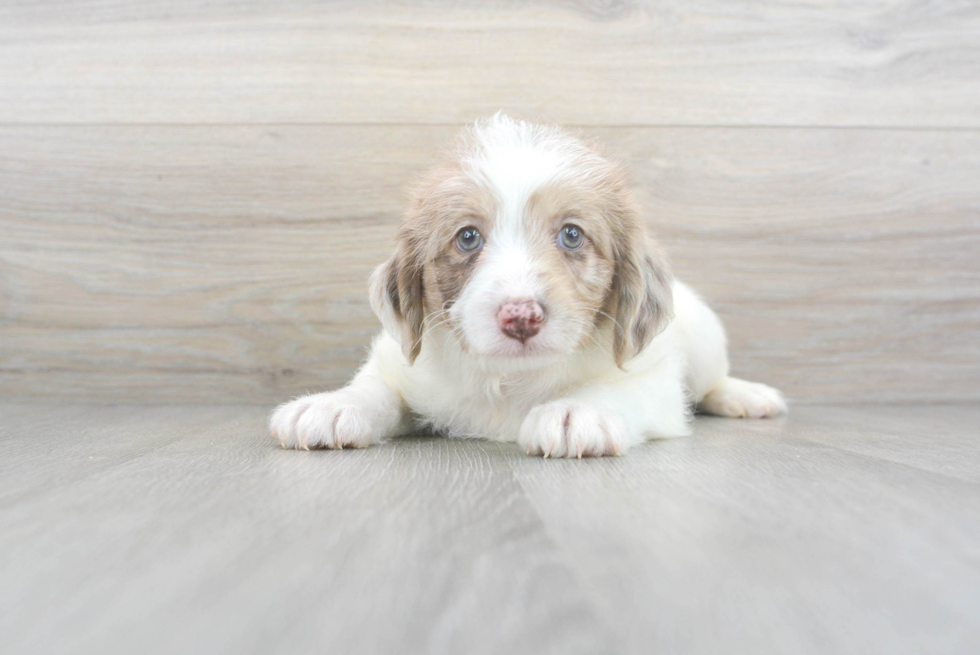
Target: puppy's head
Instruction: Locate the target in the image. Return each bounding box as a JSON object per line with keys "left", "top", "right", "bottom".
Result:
{"left": 370, "top": 114, "right": 673, "bottom": 369}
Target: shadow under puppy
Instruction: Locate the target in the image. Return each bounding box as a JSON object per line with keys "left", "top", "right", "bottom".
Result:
{"left": 271, "top": 114, "right": 786, "bottom": 458}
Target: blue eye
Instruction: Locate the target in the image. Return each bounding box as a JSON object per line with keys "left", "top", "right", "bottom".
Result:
{"left": 558, "top": 224, "right": 584, "bottom": 250}
{"left": 456, "top": 227, "right": 483, "bottom": 252}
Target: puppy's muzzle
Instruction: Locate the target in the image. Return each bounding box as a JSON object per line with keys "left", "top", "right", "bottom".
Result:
{"left": 497, "top": 299, "right": 545, "bottom": 344}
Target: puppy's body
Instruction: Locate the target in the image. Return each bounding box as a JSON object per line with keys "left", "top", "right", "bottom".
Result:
{"left": 271, "top": 115, "right": 785, "bottom": 457}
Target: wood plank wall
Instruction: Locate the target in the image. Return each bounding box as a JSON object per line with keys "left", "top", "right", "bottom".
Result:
{"left": 1, "top": 1, "right": 978, "bottom": 404}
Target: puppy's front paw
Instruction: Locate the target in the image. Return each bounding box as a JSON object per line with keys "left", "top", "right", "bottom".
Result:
{"left": 519, "top": 401, "right": 629, "bottom": 458}
{"left": 269, "top": 392, "right": 380, "bottom": 450}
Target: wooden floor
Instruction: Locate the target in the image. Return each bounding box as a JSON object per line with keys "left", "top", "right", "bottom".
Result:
{"left": 2, "top": 404, "right": 978, "bottom": 654}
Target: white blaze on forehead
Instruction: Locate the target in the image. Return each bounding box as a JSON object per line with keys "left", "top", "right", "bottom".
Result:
{"left": 466, "top": 146, "right": 561, "bottom": 229}
{"left": 461, "top": 114, "right": 597, "bottom": 233}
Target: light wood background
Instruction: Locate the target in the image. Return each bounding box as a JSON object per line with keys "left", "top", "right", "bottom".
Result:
{"left": 1, "top": 1, "right": 978, "bottom": 404}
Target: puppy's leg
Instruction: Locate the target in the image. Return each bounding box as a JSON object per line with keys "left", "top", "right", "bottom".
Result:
{"left": 671, "top": 281, "right": 787, "bottom": 419}
{"left": 269, "top": 352, "right": 407, "bottom": 450}
{"left": 519, "top": 366, "right": 691, "bottom": 458}
{"left": 699, "top": 376, "right": 787, "bottom": 419}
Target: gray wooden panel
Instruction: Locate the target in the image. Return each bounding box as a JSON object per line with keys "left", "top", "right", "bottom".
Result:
{"left": 2, "top": 403, "right": 979, "bottom": 654}
{"left": 2, "top": 125, "right": 978, "bottom": 403}
{"left": 1, "top": 1, "right": 978, "bottom": 126}
{"left": 784, "top": 404, "right": 980, "bottom": 482}
{"left": 0, "top": 405, "right": 614, "bottom": 655}
{"left": 511, "top": 411, "right": 980, "bottom": 654}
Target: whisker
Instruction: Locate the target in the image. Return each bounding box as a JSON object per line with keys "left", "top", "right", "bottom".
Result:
{"left": 592, "top": 308, "right": 624, "bottom": 334}
{"left": 408, "top": 308, "right": 462, "bottom": 355}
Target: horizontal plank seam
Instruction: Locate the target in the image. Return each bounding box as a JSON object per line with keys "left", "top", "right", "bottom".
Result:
{"left": 1, "top": 122, "right": 980, "bottom": 132}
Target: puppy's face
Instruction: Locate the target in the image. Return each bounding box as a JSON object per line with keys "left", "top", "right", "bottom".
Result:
{"left": 371, "top": 115, "right": 672, "bottom": 369}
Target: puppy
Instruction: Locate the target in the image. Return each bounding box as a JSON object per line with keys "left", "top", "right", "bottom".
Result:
{"left": 270, "top": 114, "right": 786, "bottom": 457}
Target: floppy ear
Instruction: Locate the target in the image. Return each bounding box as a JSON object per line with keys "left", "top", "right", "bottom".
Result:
{"left": 368, "top": 241, "right": 426, "bottom": 363}
{"left": 611, "top": 235, "right": 674, "bottom": 368}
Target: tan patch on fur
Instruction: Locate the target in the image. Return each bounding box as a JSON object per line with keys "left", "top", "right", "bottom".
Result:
{"left": 377, "top": 159, "right": 498, "bottom": 361}
{"left": 525, "top": 167, "right": 673, "bottom": 363}
{"left": 525, "top": 181, "right": 618, "bottom": 350}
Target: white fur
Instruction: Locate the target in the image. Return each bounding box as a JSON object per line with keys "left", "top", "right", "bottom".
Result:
{"left": 270, "top": 115, "right": 787, "bottom": 457}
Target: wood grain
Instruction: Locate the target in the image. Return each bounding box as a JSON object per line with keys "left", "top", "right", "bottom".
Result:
{"left": 2, "top": 125, "right": 978, "bottom": 403}
{"left": 511, "top": 408, "right": 980, "bottom": 654}
{"left": 0, "top": 404, "right": 614, "bottom": 655}
{"left": 2, "top": 403, "right": 979, "bottom": 654}
{"left": 1, "top": 1, "right": 978, "bottom": 126}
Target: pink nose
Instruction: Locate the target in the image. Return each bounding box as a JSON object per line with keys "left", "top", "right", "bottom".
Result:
{"left": 497, "top": 299, "right": 545, "bottom": 344}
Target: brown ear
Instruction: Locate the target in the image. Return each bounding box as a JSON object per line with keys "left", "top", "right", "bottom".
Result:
{"left": 611, "top": 236, "right": 674, "bottom": 368}
{"left": 368, "top": 241, "right": 426, "bottom": 363}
